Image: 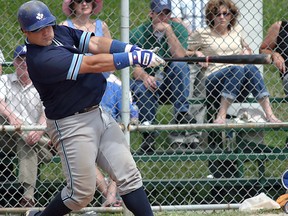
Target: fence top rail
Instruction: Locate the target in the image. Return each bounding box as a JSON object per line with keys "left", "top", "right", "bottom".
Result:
{"left": 1, "top": 122, "right": 287, "bottom": 132}
{"left": 129, "top": 122, "right": 288, "bottom": 132}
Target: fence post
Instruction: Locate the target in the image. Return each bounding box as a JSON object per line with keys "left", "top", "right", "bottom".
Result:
{"left": 121, "top": 0, "right": 133, "bottom": 215}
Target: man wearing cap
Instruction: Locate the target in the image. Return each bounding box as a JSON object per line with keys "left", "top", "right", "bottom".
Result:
{"left": 130, "top": 0, "right": 198, "bottom": 153}
{"left": 17, "top": 0, "right": 166, "bottom": 215}
{"left": 0, "top": 45, "right": 52, "bottom": 207}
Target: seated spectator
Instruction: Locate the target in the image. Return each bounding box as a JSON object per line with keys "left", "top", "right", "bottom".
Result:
{"left": 60, "top": 0, "right": 110, "bottom": 37}
{"left": 0, "top": 48, "right": 5, "bottom": 75}
{"left": 60, "top": 0, "right": 123, "bottom": 208}
{"left": 260, "top": 21, "right": 288, "bottom": 96}
{"left": 188, "top": 0, "right": 281, "bottom": 124}
{"left": 130, "top": 0, "right": 201, "bottom": 153}
{"left": 0, "top": 45, "right": 52, "bottom": 207}
{"left": 171, "top": 0, "right": 208, "bottom": 35}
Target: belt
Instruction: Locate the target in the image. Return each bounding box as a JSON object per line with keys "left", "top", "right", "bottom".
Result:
{"left": 74, "top": 104, "right": 99, "bottom": 115}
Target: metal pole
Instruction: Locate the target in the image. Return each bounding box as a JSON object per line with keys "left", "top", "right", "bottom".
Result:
{"left": 120, "top": 0, "right": 131, "bottom": 143}
{"left": 120, "top": 0, "right": 133, "bottom": 215}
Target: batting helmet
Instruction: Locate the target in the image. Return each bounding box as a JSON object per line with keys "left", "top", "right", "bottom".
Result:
{"left": 17, "top": 0, "right": 56, "bottom": 32}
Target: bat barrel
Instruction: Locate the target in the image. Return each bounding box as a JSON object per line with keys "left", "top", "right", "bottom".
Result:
{"left": 163, "top": 54, "right": 272, "bottom": 65}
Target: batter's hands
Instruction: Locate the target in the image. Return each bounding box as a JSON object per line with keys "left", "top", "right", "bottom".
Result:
{"left": 131, "top": 50, "right": 166, "bottom": 68}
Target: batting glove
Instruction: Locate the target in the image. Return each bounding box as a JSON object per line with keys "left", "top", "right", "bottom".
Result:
{"left": 130, "top": 50, "right": 166, "bottom": 67}
{"left": 125, "top": 44, "right": 142, "bottom": 52}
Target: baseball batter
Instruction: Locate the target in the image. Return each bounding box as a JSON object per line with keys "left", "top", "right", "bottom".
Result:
{"left": 17, "top": 1, "right": 165, "bottom": 216}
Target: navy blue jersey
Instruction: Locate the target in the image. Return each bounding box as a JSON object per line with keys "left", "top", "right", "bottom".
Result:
{"left": 25, "top": 25, "right": 106, "bottom": 120}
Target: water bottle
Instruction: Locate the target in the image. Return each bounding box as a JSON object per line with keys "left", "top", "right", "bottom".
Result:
{"left": 130, "top": 102, "right": 139, "bottom": 125}
{"left": 155, "top": 67, "right": 164, "bottom": 87}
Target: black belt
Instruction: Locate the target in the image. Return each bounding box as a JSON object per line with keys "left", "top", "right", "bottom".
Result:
{"left": 74, "top": 105, "right": 99, "bottom": 115}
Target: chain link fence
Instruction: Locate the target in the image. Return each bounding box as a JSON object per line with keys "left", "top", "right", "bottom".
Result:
{"left": 0, "top": 0, "right": 288, "bottom": 214}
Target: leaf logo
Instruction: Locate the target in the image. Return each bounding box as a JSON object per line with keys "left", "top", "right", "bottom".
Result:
{"left": 36, "top": 13, "right": 44, "bottom": 20}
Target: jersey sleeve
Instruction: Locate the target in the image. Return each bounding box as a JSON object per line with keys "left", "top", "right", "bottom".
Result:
{"left": 60, "top": 25, "right": 94, "bottom": 53}
{"left": 30, "top": 47, "right": 82, "bottom": 84}
{"left": 27, "top": 27, "right": 95, "bottom": 84}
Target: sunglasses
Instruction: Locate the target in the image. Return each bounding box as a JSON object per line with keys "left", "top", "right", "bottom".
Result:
{"left": 215, "top": 12, "right": 231, "bottom": 17}
{"left": 74, "top": 0, "right": 93, "bottom": 3}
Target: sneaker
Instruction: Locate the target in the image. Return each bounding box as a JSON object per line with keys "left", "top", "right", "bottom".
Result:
{"left": 25, "top": 210, "right": 42, "bottom": 216}
{"left": 138, "top": 132, "right": 155, "bottom": 154}
{"left": 176, "top": 112, "right": 197, "bottom": 124}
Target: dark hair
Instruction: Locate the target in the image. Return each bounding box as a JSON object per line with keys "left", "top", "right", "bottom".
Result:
{"left": 68, "top": 1, "right": 97, "bottom": 17}
{"left": 205, "top": 0, "right": 239, "bottom": 30}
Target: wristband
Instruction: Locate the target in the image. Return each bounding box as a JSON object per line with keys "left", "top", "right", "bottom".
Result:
{"left": 113, "top": 53, "right": 133, "bottom": 70}
{"left": 110, "top": 40, "right": 128, "bottom": 54}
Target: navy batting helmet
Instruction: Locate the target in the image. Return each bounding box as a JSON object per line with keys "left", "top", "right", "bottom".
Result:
{"left": 17, "top": 0, "right": 56, "bottom": 32}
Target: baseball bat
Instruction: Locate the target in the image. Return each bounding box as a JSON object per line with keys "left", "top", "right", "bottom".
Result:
{"left": 163, "top": 54, "right": 272, "bottom": 65}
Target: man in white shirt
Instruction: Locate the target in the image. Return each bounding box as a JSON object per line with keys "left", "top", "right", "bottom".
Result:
{"left": 0, "top": 45, "right": 52, "bottom": 207}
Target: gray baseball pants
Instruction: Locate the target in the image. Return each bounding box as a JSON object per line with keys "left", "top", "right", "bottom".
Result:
{"left": 46, "top": 107, "right": 143, "bottom": 210}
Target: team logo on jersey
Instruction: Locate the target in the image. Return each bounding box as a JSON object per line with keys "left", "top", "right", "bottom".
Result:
{"left": 36, "top": 13, "right": 44, "bottom": 20}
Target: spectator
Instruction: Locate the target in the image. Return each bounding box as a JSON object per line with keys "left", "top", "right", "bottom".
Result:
{"left": 188, "top": 0, "right": 281, "bottom": 124}
{"left": 61, "top": 0, "right": 122, "bottom": 208}
{"left": 0, "top": 45, "right": 52, "bottom": 207}
{"left": 61, "top": 0, "right": 110, "bottom": 38}
{"left": 0, "top": 48, "right": 5, "bottom": 75}
{"left": 260, "top": 21, "right": 288, "bottom": 96}
{"left": 171, "top": 0, "right": 208, "bottom": 35}
{"left": 130, "top": 0, "right": 200, "bottom": 153}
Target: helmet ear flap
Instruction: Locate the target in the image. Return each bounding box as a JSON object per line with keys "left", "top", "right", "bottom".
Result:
{"left": 18, "top": 0, "right": 56, "bottom": 32}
